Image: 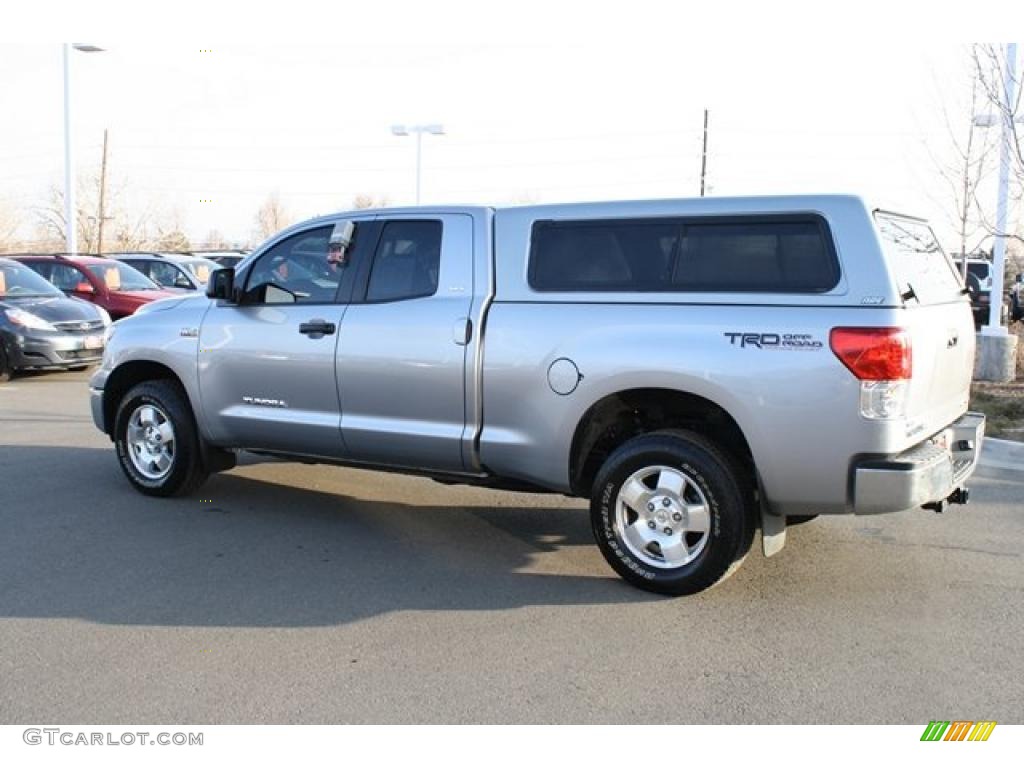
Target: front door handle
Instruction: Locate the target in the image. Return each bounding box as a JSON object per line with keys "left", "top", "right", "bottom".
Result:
{"left": 299, "top": 319, "right": 336, "bottom": 338}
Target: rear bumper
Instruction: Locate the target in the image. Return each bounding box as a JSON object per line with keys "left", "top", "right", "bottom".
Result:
{"left": 853, "top": 412, "right": 986, "bottom": 514}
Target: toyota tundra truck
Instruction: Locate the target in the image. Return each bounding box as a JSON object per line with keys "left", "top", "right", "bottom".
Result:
{"left": 88, "top": 195, "right": 985, "bottom": 595}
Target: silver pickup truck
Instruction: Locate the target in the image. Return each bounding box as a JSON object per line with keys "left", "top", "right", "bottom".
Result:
{"left": 89, "top": 195, "right": 985, "bottom": 595}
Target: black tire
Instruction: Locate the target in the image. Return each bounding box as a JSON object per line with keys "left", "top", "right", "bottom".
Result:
{"left": 114, "top": 379, "right": 209, "bottom": 497}
{"left": 0, "top": 344, "right": 11, "bottom": 383}
{"left": 590, "top": 429, "right": 754, "bottom": 596}
{"left": 787, "top": 514, "right": 819, "bottom": 526}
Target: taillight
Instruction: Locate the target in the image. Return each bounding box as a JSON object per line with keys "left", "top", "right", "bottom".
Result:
{"left": 829, "top": 327, "right": 912, "bottom": 381}
{"left": 830, "top": 327, "right": 912, "bottom": 420}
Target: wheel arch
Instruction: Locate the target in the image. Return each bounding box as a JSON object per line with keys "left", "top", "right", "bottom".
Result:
{"left": 101, "top": 360, "right": 190, "bottom": 438}
{"left": 568, "top": 388, "right": 756, "bottom": 498}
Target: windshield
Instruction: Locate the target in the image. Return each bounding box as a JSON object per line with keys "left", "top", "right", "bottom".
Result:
{"left": 184, "top": 258, "right": 219, "bottom": 284}
{"left": 85, "top": 262, "right": 161, "bottom": 292}
{"left": 0, "top": 262, "right": 63, "bottom": 298}
{"left": 967, "top": 262, "right": 991, "bottom": 280}
{"left": 874, "top": 213, "right": 962, "bottom": 304}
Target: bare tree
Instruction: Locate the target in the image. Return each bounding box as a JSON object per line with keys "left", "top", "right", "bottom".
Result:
{"left": 154, "top": 230, "right": 191, "bottom": 252}
{"left": 931, "top": 65, "right": 996, "bottom": 263}
{"left": 0, "top": 198, "right": 21, "bottom": 253}
{"left": 974, "top": 45, "right": 1024, "bottom": 183}
{"left": 199, "top": 229, "right": 231, "bottom": 250}
{"left": 109, "top": 214, "right": 152, "bottom": 252}
{"left": 254, "top": 192, "right": 294, "bottom": 240}
{"left": 35, "top": 178, "right": 178, "bottom": 255}
{"left": 971, "top": 45, "right": 1024, "bottom": 256}
{"left": 35, "top": 179, "right": 101, "bottom": 254}
{"left": 352, "top": 193, "right": 391, "bottom": 210}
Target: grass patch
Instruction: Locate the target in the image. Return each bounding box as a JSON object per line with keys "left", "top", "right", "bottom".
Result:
{"left": 971, "top": 383, "right": 1024, "bottom": 440}
{"left": 968, "top": 322, "right": 1024, "bottom": 441}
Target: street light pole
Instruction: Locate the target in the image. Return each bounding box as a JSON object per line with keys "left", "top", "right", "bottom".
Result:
{"left": 415, "top": 130, "right": 423, "bottom": 205}
{"left": 391, "top": 124, "right": 445, "bottom": 204}
{"left": 700, "top": 109, "right": 709, "bottom": 197}
{"left": 62, "top": 43, "right": 75, "bottom": 255}
{"left": 62, "top": 43, "right": 104, "bottom": 255}
{"left": 986, "top": 41, "right": 1017, "bottom": 333}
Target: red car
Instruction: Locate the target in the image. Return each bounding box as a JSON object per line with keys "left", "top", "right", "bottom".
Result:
{"left": 10, "top": 255, "right": 179, "bottom": 320}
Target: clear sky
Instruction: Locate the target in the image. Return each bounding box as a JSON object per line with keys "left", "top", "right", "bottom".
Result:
{"left": 0, "top": 28, "right": 1013, "bottom": 250}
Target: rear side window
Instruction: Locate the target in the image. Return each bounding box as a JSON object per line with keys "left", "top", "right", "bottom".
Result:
{"left": 528, "top": 216, "right": 839, "bottom": 293}
{"left": 366, "top": 220, "right": 443, "bottom": 302}
{"left": 48, "top": 263, "right": 89, "bottom": 291}
{"left": 875, "top": 213, "right": 961, "bottom": 304}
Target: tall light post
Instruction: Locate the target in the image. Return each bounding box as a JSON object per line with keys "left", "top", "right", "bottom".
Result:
{"left": 984, "top": 42, "right": 1017, "bottom": 333}
{"left": 973, "top": 42, "right": 1020, "bottom": 382}
{"left": 391, "top": 124, "right": 445, "bottom": 204}
{"left": 63, "top": 43, "right": 104, "bottom": 255}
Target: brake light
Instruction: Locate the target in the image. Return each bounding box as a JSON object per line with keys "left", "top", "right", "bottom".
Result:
{"left": 829, "top": 327, "right": 912, "bottom": 381}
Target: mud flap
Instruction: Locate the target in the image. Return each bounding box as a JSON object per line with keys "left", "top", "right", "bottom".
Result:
{"left": 757, "top": 475, "right": 786, "bottom": 557}
{"left": 761, "top": 509, "right": 787, "bottom": 557}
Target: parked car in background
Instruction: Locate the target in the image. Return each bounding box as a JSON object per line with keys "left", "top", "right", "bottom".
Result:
{"left": 11, "top": 255, "right": 178, "bottom": 320}
{"left": 108, "top": 253, "right": 220, "bottom": 292}
{"left": 164, "top": 254, "right": 221, "bottom": 286}
{"left": 0, "top": 257, "right": 110, "bottom": 381}
{"left": 954, "top": 256, "right": 993, "bottom": 327}
{"left": 191, "top": 250, "right": 248, "bottom": 269}
{"left": 1011, "top": 272, "right": 1023, "bottom": 323}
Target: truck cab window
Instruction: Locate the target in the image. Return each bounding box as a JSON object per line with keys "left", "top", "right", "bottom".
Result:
{"left": 243, "top": 226, "right": 345, "bottom": 304}
{"left": 366, "top": 220, "right": 443, "bottom": 302}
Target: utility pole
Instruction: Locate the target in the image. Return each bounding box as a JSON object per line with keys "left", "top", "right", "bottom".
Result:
{"left": 700, "top": 109, "right": 709, "bottom": 197}
{"left": 96, "top": 128, "right": 109, "bottom": 256}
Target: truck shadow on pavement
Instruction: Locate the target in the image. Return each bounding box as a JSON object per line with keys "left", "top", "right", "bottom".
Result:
{"left": 0, "top": 445, "right": 682, "bottom": 627}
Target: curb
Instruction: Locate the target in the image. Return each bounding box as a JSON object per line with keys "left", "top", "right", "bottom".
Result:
{"left": 980, "top": 437, "right": 1024, "bottom": 472}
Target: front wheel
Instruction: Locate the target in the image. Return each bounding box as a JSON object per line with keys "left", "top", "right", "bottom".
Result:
{"left": 0, "top": 344, "right": 12, "bottom": 383}
{"left": 590, "top": 430, "right": 754, "bottom": 596}
{"left": 114, "top": 380, "right": 209, "bottom": 497}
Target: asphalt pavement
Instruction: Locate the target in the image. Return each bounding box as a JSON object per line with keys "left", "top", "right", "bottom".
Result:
{"left": 1, "top": 369, "right": 1022, "bottom": 724}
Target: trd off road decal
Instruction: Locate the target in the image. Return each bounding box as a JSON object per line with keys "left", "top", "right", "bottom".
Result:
{"left": 724, "top": 332, "right": 823, "bottom": 350}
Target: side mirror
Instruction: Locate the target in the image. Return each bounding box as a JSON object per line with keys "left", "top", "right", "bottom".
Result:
{"left": 207, "top": 268, "right": 235, "bottom": 301}
{"left": 74, "top": 281, "right": 95, "bottom": 294}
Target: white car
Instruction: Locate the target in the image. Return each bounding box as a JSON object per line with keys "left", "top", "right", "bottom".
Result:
{"left": 109, "top": 253, "right": 220, "bottom": 292}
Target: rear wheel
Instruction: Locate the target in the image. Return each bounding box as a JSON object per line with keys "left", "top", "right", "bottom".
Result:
{"left": 114, "top": 380, "right": 209, "bottom": 496}
{"left": 590, "top": 430, "right": 754, "bottom": 596}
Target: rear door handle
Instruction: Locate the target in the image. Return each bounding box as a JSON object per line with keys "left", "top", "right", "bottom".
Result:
{"left": 299, "top": 319, "right": 336, "bottom": 338}
{"left": 452, "top": 317, "right": 472, "bottom": 346}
